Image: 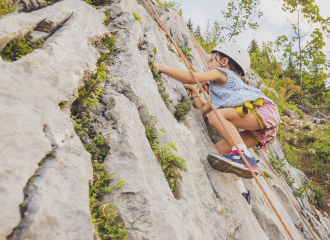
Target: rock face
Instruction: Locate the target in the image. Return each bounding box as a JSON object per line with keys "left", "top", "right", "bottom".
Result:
{"left": 0, "top": 0, "right": 109, "bottom": 239}
{"left": 1, "top": 0, "right": 330, "bottom": 240}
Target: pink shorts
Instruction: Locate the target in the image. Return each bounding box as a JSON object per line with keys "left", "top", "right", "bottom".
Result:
{"left": 250, "top": 100, "right": 280, "bottom": 148}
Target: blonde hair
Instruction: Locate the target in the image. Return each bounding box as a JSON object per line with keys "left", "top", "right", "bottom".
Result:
{"left": 217, "top": 52, "right": 250, "bottom": 85}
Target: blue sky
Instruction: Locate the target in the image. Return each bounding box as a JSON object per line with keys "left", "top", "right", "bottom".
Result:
{"left": 180, "top": 0, "right": 330, "bottom": 54}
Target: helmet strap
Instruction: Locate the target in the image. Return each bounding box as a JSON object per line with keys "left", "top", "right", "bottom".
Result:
{"left": 215, "top": 52, "right": 223, "bottom": 68}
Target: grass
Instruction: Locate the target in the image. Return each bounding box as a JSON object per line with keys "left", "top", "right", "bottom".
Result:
{"left": 1, "top": 37, "right": 44, "bottom": 62}
{"left": 132, "top": 12, "right": 142, "bottom": 22}
{"left": 141, "top": 115, "right": 186, "bottom": 191}
{"left": 0, "top": 0, "right": 13, "bottom": 18}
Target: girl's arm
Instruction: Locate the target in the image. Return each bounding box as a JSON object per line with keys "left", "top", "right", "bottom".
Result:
{"left": 155, "top": 63, "right": 226, "bottom": 84}
{"left": 184, "top": 84, "right": 212, "bottom": 116}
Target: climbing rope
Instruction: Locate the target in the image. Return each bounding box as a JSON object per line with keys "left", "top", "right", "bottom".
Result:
{"left": 187, "top": 11, "right": 317, "bottom": 239}
{"left": 141, "top": 0, "right": 295, "bottom": 239}
{"left": 260, "top": 150, "right": 318, "bottom": 240}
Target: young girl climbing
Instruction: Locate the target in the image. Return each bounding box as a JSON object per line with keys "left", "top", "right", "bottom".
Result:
{"left": 154, "top": 42, "right": 280, "bottom": 204}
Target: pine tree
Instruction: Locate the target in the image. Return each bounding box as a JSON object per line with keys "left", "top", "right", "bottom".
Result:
{"left": 186, "top": 18, "right": 194, "bottom": 32}
{"left": 248, "top": 39, "right": 259, "bottom": 55}
{"left": 194, "top": 25, "right": 201, "bottom": 37}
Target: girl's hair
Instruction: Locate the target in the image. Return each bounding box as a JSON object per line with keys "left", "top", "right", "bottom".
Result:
{"left": 217, "top": 52, "right": 250, "bottom": 85}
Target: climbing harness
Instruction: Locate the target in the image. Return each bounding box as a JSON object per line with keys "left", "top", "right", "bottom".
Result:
{"left": 140, "top": 1, "right": 316, "bottom": 239}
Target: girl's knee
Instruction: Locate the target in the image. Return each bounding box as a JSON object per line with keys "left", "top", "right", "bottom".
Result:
{"left": 208, "top": 110, "right": 223, "bottom": 127}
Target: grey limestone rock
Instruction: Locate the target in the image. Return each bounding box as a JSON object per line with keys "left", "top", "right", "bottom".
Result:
{"left": 1, "top": 0, "right": 330, "bottom": 239}
{"left": 0, "top": 0, "right": 109, "bottom": 239}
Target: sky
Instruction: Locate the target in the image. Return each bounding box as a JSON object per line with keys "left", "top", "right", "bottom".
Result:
{"left": 180, "top": 0, "right": 330, "bottom": 54}
{"left": 180, "top": 0, "right": 330, "bottom": 85}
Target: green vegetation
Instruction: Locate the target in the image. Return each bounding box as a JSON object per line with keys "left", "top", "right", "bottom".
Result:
{"left": 90, "top": 163, "right": 127, "bottom": 240}
{"left": 1, "top": 37, "right": 44, "bottom": 62}
{"left": 142, "top": 115, "right": 186, "bottom": 191}
{"left": 188, "top": 19, "right": 221, "bottom": 54}
{"left": 177, "top": 44, "right": 192, "bottom": 61}
{"left": 70, "top": 31, "right": 127, "bottom": 239}
{"left": 263, "top": 171, "right": 273, "bottom": 179}
{"left": 153, "top": 47, "right": 157, "bottom": 56}
{"left": 154, "top": 142, "right": 186, "bottom": 191}
{"left": 187, "top": 0, "right": 261, "bottom": 53}
{"left": 286, "top": 178, "right": 295, "bottom": 187}
{"left": 313, "top": 184, "right": 326, "bottom": 207}
{"left": 269, "top": 156, "right": 288, "bottom": 178}
{"left": 72, "top": 35, "right": 115, "bottom": 114}
{"left": 132, "top": 12, "right": 142, "bottom": 22}
{"left": 149, "top": 61, "right": 172, "bottom": 104}
{"left": 0, "top": 0, "right": 13, "bottom": 18}
{"left": 220, "top": 0, "right": 262, "bottom": 41}
{"left": 155, "top": 0, "right": 182, "bottom": 17}
{"left": 174, "top": 100, "right": 191, "bottom": 120}
{"left": 84, "top": 0, "right": 107, "bottom": 7}
{"left": 293, "top": 180, "right": 311, "bottom": 198}
{"left": 283, "top": 143, "right": 303, "bottom": 168}
{"left": 39, "top": 151, "right": 55, "bottom": 166}
{"left": 103, "top": 12, "right": 111, "bottom": 26}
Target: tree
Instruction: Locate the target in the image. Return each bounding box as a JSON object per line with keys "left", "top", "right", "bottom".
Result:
{"left": 248, "top": 39, "right": 259, "bottom": 55}
{"left": 220, "top": 0, "right": 263, "bottom": 41}
{"left": 281, "top": 0, "right": 330, "bottom": 88}
{"left": 186, "top": 18, "right": 194, "bottom": 32}
{"left": 194, "top": 25, "right": 201, "bottom": 37}
{"left": 194, "top": 21, "right": 221, "bottom": 54}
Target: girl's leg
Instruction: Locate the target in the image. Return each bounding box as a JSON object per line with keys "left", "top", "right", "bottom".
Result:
{"left": 214, "top": 131, "right": 257, "bottom": 179}
{"left": 214, "top": 131, "right": 257, "bottom": 195}
{"left": 208, "top": 108, "right": 261, "bottom": 148}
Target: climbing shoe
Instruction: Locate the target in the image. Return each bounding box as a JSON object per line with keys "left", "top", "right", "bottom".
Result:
{"left": 207, "top": 150, "right": 259, "bottom": 179}
{"left": 242, "top": 190, "right": 251, "bottom": 205}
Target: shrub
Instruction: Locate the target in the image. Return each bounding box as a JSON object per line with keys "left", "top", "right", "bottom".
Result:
{"left": 0, "top": 0, "right": 13, "bottom": 18}
{"left": 286, "top": 178, "right": 295, "bottom": 187}
{"left": 293, "top": 181, "right": 311, "bottom": 198}
{"left": 174, "top": 100, "right": 192, "bottom": 120}
{"left": 153, "top": 142, "right": 186, "bottom": 191}
{"left": 90, "top": 163, "right": 127, "bottom": 240}
{"left": 72, "top": 35, "right": 115, "bottom": 115}
{"left": 269, "top": 156, "right": 288, "bottom": 178}
{"left": 132, "top": 12, "right": 142, "bottom": 22}
{"left": 313, "top": 184, "right": 325, "bottom": 207}
{"left": 141, "top": 116, "right": 186, "bottom": 191}
{"left": 178, "top": 44, "right": 192, "bottom": 61}
{"left": 1, "top": 37, "right": 44, "bottom": 62}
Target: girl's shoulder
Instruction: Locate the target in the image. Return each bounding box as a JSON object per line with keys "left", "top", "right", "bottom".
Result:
{"left": 212, "top": 67, "right": 241, "bottom": 83}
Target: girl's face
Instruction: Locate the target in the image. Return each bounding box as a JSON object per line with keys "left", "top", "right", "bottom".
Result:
{"left": 208, "top": 52, "right": 229, "bottom": 70}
